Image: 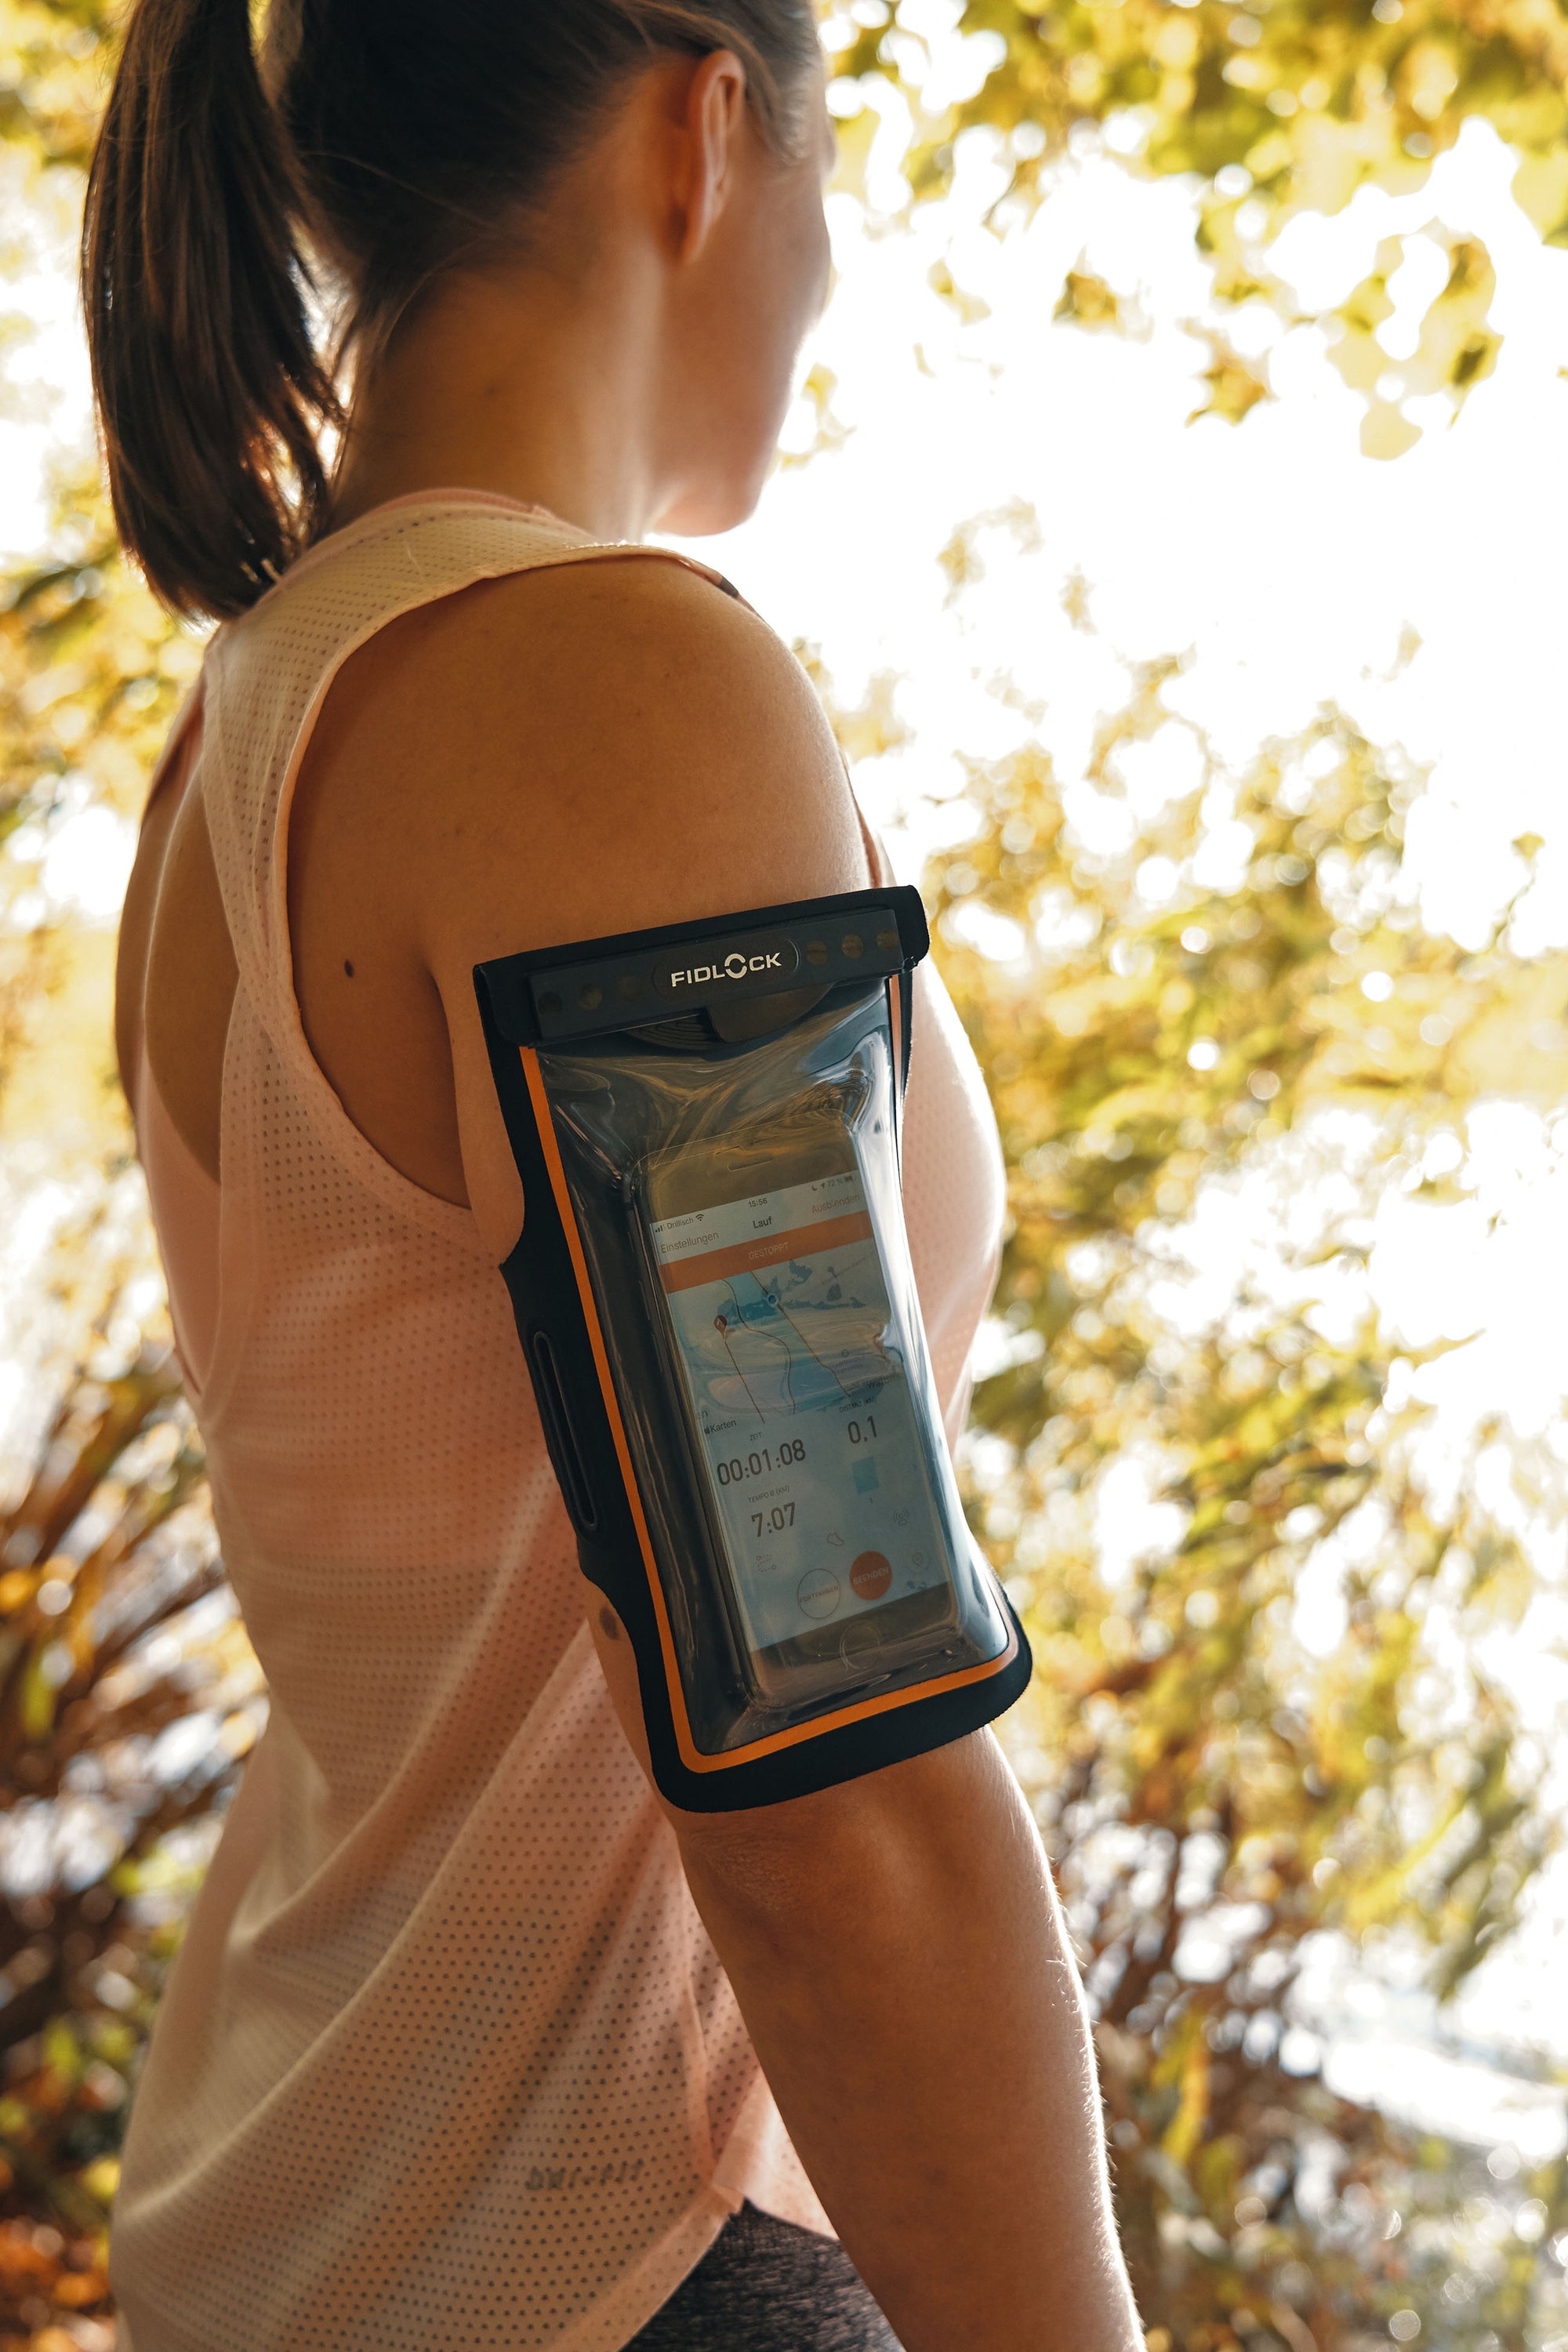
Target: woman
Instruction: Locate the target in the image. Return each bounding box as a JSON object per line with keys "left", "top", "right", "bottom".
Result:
{"left": 89, "top": 3, "right": 1142, "bottom": 2347}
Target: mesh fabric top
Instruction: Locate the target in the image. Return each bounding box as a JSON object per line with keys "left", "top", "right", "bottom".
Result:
{"left": 112, "top": 496, "right": 1007, "bottom": 2351}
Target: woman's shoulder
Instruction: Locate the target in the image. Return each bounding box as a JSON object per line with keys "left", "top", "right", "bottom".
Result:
{"left": 281, "top": 536, "right": 876, "bottom": 1240}
{"left": 333, "top": 539, "right": 829, "bottom": 786}
{"left": 303, "top": 542, "right": 866, "bottom": 956}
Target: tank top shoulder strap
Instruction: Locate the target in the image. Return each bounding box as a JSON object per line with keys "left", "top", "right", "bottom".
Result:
{"left": 196, "top": 496, "right": 750, "bottom": 1036}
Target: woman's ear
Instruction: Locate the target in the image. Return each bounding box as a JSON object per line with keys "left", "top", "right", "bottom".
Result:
{"left": 673, "top": 47, "right": 750, "bottom": 263}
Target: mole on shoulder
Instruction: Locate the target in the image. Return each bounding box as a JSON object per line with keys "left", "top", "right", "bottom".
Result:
{"left": 343, "top": 959, "right": 355, "bottom": 978}
{"left": 598, "top": 1606, "right": 622, "bottom": 1642}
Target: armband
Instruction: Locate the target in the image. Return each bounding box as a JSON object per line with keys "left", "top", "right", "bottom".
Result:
{"left": 474, "top": 887, "right": 1031, "bottom": 1810}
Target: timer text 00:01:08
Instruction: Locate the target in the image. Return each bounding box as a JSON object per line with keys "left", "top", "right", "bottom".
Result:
{"left": 715, "top": 1439, "right": 808, "bottom": 1486}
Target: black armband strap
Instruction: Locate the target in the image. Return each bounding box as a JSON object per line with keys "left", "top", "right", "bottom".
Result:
{"left": 475, "top": 887, "right": 1030, "bottom": 1810}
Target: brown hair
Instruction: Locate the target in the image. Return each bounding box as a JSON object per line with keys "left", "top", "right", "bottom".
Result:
{"left": 82, "top": 0, "right": 820, "bottom": 622}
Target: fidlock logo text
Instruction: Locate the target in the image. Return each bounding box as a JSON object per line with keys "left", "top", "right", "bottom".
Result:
{"left": 669, "top": 949, "right": 783, "bottom": 989}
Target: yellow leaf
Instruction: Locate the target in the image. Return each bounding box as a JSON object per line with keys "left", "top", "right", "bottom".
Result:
{"left": 78, "top": 2154, "right": 120, "bottom": 2211}
{"left": 1054, "top": 266, "right": 1123, "bottom": 332}
{"left": 827, "top": 102, "right": 879, "bottom": 207}
{"left": 1514, "top": 148, "right": 1568, "bottom": 244}
{"left": 1187, "top": 332, "right": 1271, "bottom": 427}
{"left": 1160, "top": 2010, "right": 1211, "bottom": 2169}
{"left": 928, "top": 258, "right": 992, "bottom": 327}
{"left": 1360, "top": 398, "right": 1422, "bottom": 460}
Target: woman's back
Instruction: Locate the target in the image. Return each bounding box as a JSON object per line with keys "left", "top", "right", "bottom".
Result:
{"left": 111, "top": 496, "right": 1008, "bottom": 2350}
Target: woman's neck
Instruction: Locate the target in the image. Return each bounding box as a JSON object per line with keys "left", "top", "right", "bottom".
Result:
{"left": 326, "top": 258, "right": 666, "bottom": 546}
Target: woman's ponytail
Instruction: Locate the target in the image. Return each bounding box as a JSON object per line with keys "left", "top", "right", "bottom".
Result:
{"left": 81, "top": 0, "right": 341, "bottom": 622}
{"left": 82, "top": 0, "right": 820, "bottom": 622}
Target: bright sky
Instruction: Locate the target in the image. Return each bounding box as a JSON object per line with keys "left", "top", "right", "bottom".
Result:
{"left": 5, "top": 19, "right": 1568, "bottom": 2129}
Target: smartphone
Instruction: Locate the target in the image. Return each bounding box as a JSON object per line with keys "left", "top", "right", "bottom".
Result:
{"left": 640, "top": 1087, "right": 960, "bottom": 1704}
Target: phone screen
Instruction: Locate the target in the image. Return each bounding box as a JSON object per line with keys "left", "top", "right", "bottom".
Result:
{"left": 647, "top": 1157, "right": 952, "bottom": 1661}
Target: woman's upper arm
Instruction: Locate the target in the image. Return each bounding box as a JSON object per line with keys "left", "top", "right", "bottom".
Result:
{"left": 408, "top": 554, "right": 873, "bottom": 1259}
{"left": 383, "top": 556, "right": 1004, "bottom": 1842}
{"left": 588, "top": 1570, "right": 1003, "bottom": 1880}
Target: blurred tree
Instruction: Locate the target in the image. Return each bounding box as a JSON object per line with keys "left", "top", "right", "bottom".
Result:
{"left": 826, "top": 0, "right": 1568, "bottom": 453}
{"left": 0, "top": 1301, "right": 262, "bottom": 2343}
{"left": 2, "top": 16, "right": 254, "bottom": 2333}
{"left": 0, "top": 2, "right": 110, "bottom": 174}
{"left": 882, "top": 548, "right": 1568, "bottom": 2343}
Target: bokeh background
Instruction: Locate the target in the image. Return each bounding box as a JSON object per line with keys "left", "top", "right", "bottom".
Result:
{"left": 5, "top": 1, "right": 1568, "bottom": 2345}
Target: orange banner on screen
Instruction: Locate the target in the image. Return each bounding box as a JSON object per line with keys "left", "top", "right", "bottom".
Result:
{"left": 658, "top": 1210, "right": 874, "bottom": 1294}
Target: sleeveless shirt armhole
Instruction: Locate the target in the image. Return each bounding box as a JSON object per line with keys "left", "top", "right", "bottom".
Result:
{"left": 233, "top": 524, "right": 768, "bottom": 1244}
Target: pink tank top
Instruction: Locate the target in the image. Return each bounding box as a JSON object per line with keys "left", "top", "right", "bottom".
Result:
{"left": 111, "top": 497, "right": 1006, "bottom": 2352}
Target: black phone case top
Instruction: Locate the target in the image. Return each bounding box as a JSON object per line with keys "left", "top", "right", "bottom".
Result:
{"left": 475, "top": 886, "right": 1032, "bottom": 1812}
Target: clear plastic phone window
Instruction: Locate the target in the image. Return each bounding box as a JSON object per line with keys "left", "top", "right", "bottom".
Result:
{"left": 539, "top": 984, "right": 1013, "bottom": 1759}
